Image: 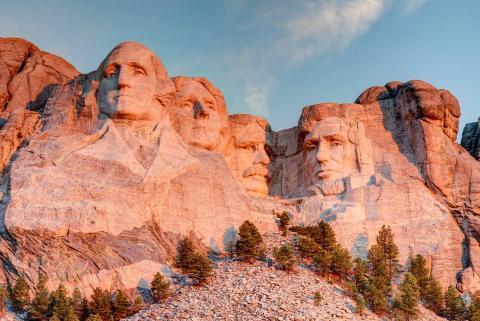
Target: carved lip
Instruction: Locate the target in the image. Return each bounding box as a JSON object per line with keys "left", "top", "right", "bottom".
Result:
{"left": 316, "top": 169, "right": 337, "bottom": 178}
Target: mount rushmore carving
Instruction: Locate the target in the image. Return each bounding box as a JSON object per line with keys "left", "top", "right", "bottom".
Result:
{"left": 0, "top": 38, "right": 479, "bottom": 296}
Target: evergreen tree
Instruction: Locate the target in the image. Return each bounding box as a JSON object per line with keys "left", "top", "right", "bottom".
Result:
{"left": 64, "top": 307, "right": 79, "bottom": 321}
{"left": 11, "top": 274, "right": 30, "bottom": 312}
{"left": 129, "top": 296, "right": 144, "bottom": 315}
{"left": 71, "top": 288, "right": 85, "bottom": 321}
{"left": 28, "top": 274, "right": 50, "bottom": 321}
{"left": 111, "top": 290, "right": 130, "bottom": 321}
{"left": 49, "top": 284, "right": 74, "bottom": 320}
{"left": 393, "top": 273, "right": 420, "bottom": 321}
{"left": 275, "top": 211, "right": 291, "bottom": 236}
{"left": 374, "top": 225, "right": 400, "bottom": 281}
{"left": 235, "top": 220, "right": 265, "bottom": 261}
{"left": 313, "top": 248, "right": 332, "bottom": 277}
{"left": 0, "top": 284, "right": 8, "bottom": 316}
{"left": 330, "top": 245, "right": 352, "bottom": 279}
{"left": 355, "top": 295, "right": 366, "bottom": 315}
{"left": 184, "top": 252, "right": 213, "bottom": 284}
{"left": 353, "top": 258, "right": 368, "bottom": 295}
{"left": 89, "top": 288, "right": 112, "bottom": 321}
{"left": 443, "top": 286, "right": 464, "bottom": 321}
{"left": 470, "top": 291, "right": 480, "bottom": 321}
{"left": 175, "top": 237, "right": 196, "bottom": 271}
{"left": 291, "top": 221, "right": 336, "bottom": 251}
{"left": 150, "top": 272, "right": 170, "bottom": 303}
{"left": 296, "top": 236, "right": 321, "bottom": 259}
{"left": 365, "top": 263, "right": 389, "bottom": 314}
{"left": 408, "top": 254, "right": 429, "bottom": 298}
{"left": 49, "top": 313, "right": 61, "bottom": 321}
{"left": 273, "top": 244, "right": 296, "bottom": 271}
{"left": 423, "top": 276, "right": 443, "bottom": 314}
{"left": 85, "top": 314, "right": 102, "bottom": 321}
{"left": 313, "top": 292, "right": 322, "bottom": 306}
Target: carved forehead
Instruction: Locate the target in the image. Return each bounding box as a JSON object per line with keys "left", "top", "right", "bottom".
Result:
{"left": 229, "top": 114, "right": 271, "bottom": 146}
{"left": 307, "top": 117, "right": 348, "bottom": 139}
{"left": 173, "top": 76, "right": 227, "bottom": 115}
{"left": 97, "top": 41, "right": 168, "bottom": 80}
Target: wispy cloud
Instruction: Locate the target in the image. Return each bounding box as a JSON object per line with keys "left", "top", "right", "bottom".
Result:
{"left": 228, "top": 0, "right": 388, "bottom": 115}
{"left": 403, "top": 0, "right": 428, "bottom": 15}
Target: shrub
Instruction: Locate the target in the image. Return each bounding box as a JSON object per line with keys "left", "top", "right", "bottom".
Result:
{"left": 150, "top": 272, "right": 170, "bottom": 303}
{"left": 176, "top": 237, "right": 213, "bottom": 284}
{"left": 313, "top": 248, "right": 332, "bottom": 277}
{"left": 314, "top": 291, "right": 322, "bottom": 306}
{"left": 273, "top": 244, "right": 296, "bottom": 271}
{"left": 275, "top": 211, "right": 291, "bottom": 236}
{"left": 291, "top": 221, "right": 336, "bottom": 251}
{"left": 296, "top": 236, "right": 321, "bottom": 259}
{"left": 330, "top": 245, "right": 353, "bottom": 279}
{"left": 235, "top": 220, "right": 265, "bottom": 261}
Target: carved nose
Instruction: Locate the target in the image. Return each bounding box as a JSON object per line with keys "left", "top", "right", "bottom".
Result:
{"left": 193, "top": 102, "right": 209, "bottom": 120}
{"left": 117, "top": 69, "right": 131, "bottom": 89}
{"left": 316, "top": 144, "right": 330, "bottom": 163}
{"left": 254, "top": 147, "right": 270, "bottom": 166}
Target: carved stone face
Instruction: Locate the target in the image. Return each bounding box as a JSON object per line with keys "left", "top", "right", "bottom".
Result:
{"left": 97, "top": 42, "right": 164, "bottom": 121}
{"left": 174, "top": 78, "right": 227, "bottom": 150}
{"left": 304, "top": 117, "right": 355, "bottom": 189}
{"left": 229, "top": 116, "right": 271, "bottom": 197}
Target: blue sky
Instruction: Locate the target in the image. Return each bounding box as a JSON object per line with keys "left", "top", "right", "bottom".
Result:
{"left": 1, "top": 0, "right": 478, "bottom": 133}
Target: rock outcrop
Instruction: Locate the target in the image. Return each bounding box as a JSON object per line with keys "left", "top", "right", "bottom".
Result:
{"left": 0, "top": 39, "right": 479, "bottom": 298}
{"left": 0, "top": 37, "right": 79, "bottom": 172}
{"left": 462, "top": 117, "right": 480, "bottom": 160}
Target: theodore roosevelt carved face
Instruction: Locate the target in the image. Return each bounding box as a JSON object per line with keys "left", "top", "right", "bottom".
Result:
{"left": 228, "top": 114, "right": 272, "bottom": 197}
{"left": 96, "top": 42, "right": 172, "bottom": 122}
{"left": 172, "top": 77, "right": 228, "bottom": 150}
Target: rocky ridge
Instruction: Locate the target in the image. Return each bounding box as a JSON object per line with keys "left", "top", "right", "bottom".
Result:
{"left": 462, "top": 117, "right": 480, "bottom": 160}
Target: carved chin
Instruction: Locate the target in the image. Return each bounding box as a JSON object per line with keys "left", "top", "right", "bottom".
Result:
{"left": 244, "top": 176, "right": 269, "bottom": 197}
{"left": 315, "top": 178, "right": 346, "bottom": 196}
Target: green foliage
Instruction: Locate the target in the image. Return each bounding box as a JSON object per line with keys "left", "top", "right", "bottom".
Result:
{"left": 111, "top": 290, "right": 130, "bottom": 321}
{"left": 71, "top": 288, "right": 85, "bottom": 321}
{"left": 11, "top": 274, "right": 30, "bottom": 312}
{"left": 85, "top": 314, "right": 103, "bottom": 321}
{"left": 423, "top": 276, "right": 443, "bottom": 314}
{"left": 330, "top": 245, "right": 353, "bottom": 278}
{"left": 364, "top": 273, "right": 389, "bottom": 313}
{"left": 355, "top": 295, "right": 366, "bottom": 315}
{"left": 0, "top": 284, "right": 8, "bottom": 315}
{"left": 313, "top": 248, "right": 332, "bottom": 277}
{"left": 408, "top": 254, "right": 429, "bottom": 297}
{"left": 129, "top": 296, "right": 144, "bottom": 315}
{"left": 235, "top": 220, "right": 266, "bottom": 261}
{"left": 470, "top": 291, "right": 480, "bottom": 321}
{"left": 313, "top": 291, "right": 322, "bottom": 306}
{"left": 443, "top": 286, "right": 464, "bottom": 321}
{"left": 275, "top": 210, "right": 291, "bottom": 236}
{"left": 371, "top": 225, "right": 399, "bottom": 281}
{"left": 353, "top": 258, "right": 368, "bottom": 295}
{"left": 150, "top": 272, "right": 170, "bottom": 303}
{"left": 273, "top": 244, "right": 296, "bottom": 271}
{"left": 393, "top": 273, "right": 420, "bottom": 321}
{"left": 49, "top": 313, "right": 61, "bottom": 321}
{"left": 295, "top": 236, "right": 321, "bottom": 259}
{"left": 291, "top": 221, "right": 336, "bottom": 251}
{"left": 176, "top": 237, "right": 213, "bottom": 284}
{"left": 28, "top": 274, "right": 50, "bottom": 321}
{"left": 48, "top": 284, "right": 79, "bottom": 321}
{"left": 89, "top": 288, "right": 112, "bottom": 321}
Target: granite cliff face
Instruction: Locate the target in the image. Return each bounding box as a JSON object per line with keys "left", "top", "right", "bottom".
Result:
{"left": 462, "top": 117, "right": 480, "bottom": 160}
{"left": 0, "top": 39, "right": 479, "bottom": 296}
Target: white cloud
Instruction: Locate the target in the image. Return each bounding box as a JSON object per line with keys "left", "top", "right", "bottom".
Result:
{"left": 231, "top": 0, "right": 387, "bottom": 114}
{"left": 403, "top": 0, "right": 428, "bottom": 15}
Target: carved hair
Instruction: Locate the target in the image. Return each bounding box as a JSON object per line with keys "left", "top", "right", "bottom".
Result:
{"left": 229, "top": 114, "right": 271, "bottom": 131}
{"left": 172, "top": 76, "right": 227, "bottom": 116}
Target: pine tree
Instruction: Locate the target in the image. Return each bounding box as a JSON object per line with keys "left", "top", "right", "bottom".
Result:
{"left": 291, "top": 221, "right": 336, "bottom": 251}
{"left": 423, "top": 276, "right": 443, "bottom": 314}
{"left": 0, "top": 284, "right": 8, "bottom": 316}
{"left": 235, "top": 220, "right": 265, "bottom": 261}
{"left": 443, "top": 286, "right": 464, "bottom": 321}
{"left": 273, "top": 244, "right": 296, "bottom": 271}
{"left": 296, "top": 236, "right": 321, "bottom": 259}
{"left": 150, "top": 272, "right": 170, "bottom": 303}
{"left": 374, "top": 225, "right": 400, "bottom": 281}
{"left": 64, "top": 306, "right": 79, "bottom": 321}
{"left": 275, "top": 210, "right": 291, "bottom": 236}
{"left": 71, "top": 288, "right": 85, "bottom": 321}
{"left": 129, "top": 296, "right": 144, "bottom": 315}
{"left": 353, "top": 258, "right": 368, "bottom": 295}
{"left": 11, "top": 274, "right": 30, "bottom": 312}
{"left": 111, "top": 290, "right": 130, "bottom": 321}
{"left": 49, "top": 313, "right": 61, "bottom": 321}
{"left": 330, "top": 245, "right": 352, "bottom": 279}
{"left": 313, "top": 292, "right": 322, "bottom": 306}
{"left": 89, "top": 288, "right": 112, "bottom": 321}
{"left": 49, "top": 284, "right": 74, "bottom": 320}
{"left": 408, "top": 254, "right": 429, "bottom": 298}
{"left": 355, "top": 295, "right": 366, "bottom": 315}
{"left": 184, "top": 252, "right": 213, "bottom": 284}
{"left": 393, "top": 273, "right": 420, "bottom": 320}
{"left": 175, "top": 237, "right": 196, "bottom": 271}
{"left": 85, "top": 314, "right": 102, "bottom": 321}
{"left": 313, "top": 248, "right": 332, "bottom": 276}
{"left": 28, "top": 274, "right": 50, "bottom": 321}
{"left": 470, "top": 291, "right": 480, "bottom": 321}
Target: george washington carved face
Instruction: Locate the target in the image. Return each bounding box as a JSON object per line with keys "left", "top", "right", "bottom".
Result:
{"left": 96, "top": 42, "right": 172, "bottom": 122}
{"left": 172, "top": 77, "right": 228, "bottom": 150}
{"left": 228, "top": 114, "right": 272, "bottom": 197}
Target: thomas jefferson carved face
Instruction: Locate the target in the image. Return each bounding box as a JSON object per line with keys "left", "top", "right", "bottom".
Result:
{"left": 303, "top": 117, "right": 356, "bottom": 193}
{"left": 229, "top": 115, "right": 272, "bottom": 197}
{"left": 97, "top": 42, "right": 169, "bottom": 122}
{"left": 173, "top": 77, "right": 227, "bottom": 150}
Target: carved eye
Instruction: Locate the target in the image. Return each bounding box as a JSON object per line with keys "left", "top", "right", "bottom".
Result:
{"left": 331, "top": 141, "right": 342, "bottom": 148}
{"left": 104, "top": 70, "right": 116, "bottom": 79}
{"left": 181, "top": 101, "right": 193, "bottom": 108}
{"left": 134, "top": 68, "right": 146, "bottom": 76}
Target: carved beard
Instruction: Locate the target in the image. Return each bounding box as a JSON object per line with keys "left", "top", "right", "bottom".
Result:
{"left": 315, "top": 178, "right": 346, "bottom": 196}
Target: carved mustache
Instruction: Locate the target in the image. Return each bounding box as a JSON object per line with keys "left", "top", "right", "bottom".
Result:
{"left": 242, "top": 165, "right": 270, "bottom": 180}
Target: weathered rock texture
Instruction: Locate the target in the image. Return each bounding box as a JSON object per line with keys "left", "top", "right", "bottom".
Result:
{"left": 0, "top": 37, "right": 79, "bottom": 172}
{"left": 0, "top": 39, "right": 479, "bottom": 298}
{"left": 462, "top": 117, "right": 480, "bottom": 160}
